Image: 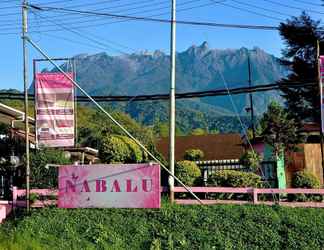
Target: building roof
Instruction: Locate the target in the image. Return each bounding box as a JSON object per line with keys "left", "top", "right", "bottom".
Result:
{"left": 0, "top": 102, "right": 34, "bottom": 126}
{"left": 301, "top": 122, "right": 320, "bottom": 133}
{"left": 156, "top": 133, "right": 244, "bottom": 161}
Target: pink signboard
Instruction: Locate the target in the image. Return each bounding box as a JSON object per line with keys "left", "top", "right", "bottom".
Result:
{"left": 320, "top": 56, "right": 324, "bottom": 133}
{"left": 58, "top": 164, "right": 161, "bottom": 208}
{"left": 35, "top": 72, "right": 75, "bottom": 148}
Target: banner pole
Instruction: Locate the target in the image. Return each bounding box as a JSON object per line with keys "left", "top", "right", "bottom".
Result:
{"left": 317, "top": 41, "right": 324, "bottom": 182}
{"left": 25, "top": 36, "right": 203, "bottom": 204}
{"left": 22, "top": 0, "right": 30, "bottom": 212}
{"left": 169, "top": 0, "right": 176, "bottom": 203}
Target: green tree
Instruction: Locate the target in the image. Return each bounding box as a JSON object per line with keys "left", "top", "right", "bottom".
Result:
{"left": 260, "top": 102, "right": 303, "bottom": 158}
{"left": 28, "top": 149, "right": 71, "bottom": 188}
{"left": 278, "top": 13, "right": 324, "bottom": 123}
{"left": 175, "top": 160, "right": 201, "bottom": 186}
{"left": 183, "top": 149, "right": 204, "bottom": 161}
{"left": 240, "top": 150, "right": 261, "bottom": 172}
{"left": 99, "top": 135, "right": 145, "bottom": 163}
{"left": 190, "top": 128, "right": 206, "bottom": 136}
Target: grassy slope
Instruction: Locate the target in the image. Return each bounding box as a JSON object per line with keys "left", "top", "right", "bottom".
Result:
{"left": 1, "top": 203, "right": 324, "bottom": 250}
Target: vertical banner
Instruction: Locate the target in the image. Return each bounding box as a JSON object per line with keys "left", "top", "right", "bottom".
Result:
{"left": 320, "top": 56, "right": 324, "bottom": 133}
{"left": 58, "top": 164, "right": 161, "bottom": 208}
{"left": 35, "top": 72, "right": 75, "bottom": 148}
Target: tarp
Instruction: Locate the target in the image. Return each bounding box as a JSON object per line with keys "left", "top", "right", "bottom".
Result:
{"left": 35, "top": 72, "right": 75, "bottom": 148}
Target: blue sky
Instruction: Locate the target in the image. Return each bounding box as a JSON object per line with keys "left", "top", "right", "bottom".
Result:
{"left": 0, "top": 0, "right": 323, "bottom": 90}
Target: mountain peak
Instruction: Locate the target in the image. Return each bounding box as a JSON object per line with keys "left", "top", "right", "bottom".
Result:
{"left": 186, "top": 41, "right": 210, "bottom": 57}
{"left": 199, "top": 41, "right": 209, "bottom": 50}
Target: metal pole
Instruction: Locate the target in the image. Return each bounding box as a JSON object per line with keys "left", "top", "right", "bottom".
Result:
{"left": 247, "top": 53, "right": 255, "bottom": 139}
{"left": 169, "top": 0, "right": 176, "bottom": 203}
{"left": 317, "top": 40, "right": 324, "bottom": 182}
{"left": 25, "top": 36, "right": 203, "bottom": 204}
{"left": 22, "top": 0, "right": 30, "bottom": 212}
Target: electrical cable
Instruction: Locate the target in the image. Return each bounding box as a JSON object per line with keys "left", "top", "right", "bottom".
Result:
{"left": 33, "top": 11, "right": 133, "bottom": 54}
{"left": 292, "top": 0, "right": 324, "bottom": 7}
{"left": 23, "top": 3, "right": 279, "bottom": 31}
{"left": 1, "top": 0, "right": 202, "bottom": 30}
{"left": 262, "top": 0, "right": 324, "bottom": 15}
{"left": 0, "top": 82, "right": 316, "bottom": 102}
{"left": 216, "top": 1, "right": 284, "bottom": 21}
{"left": 230, "top": 0, "right": 292, "bottom": 17}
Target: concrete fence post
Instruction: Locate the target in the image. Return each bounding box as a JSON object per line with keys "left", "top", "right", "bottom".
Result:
{"left": 253, "top": 188, "right": 258, "bottom": 204}
{"left": 12, "top": 186, "right": 17, "bottom": 208}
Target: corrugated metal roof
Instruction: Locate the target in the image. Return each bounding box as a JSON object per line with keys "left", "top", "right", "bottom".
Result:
{"left": 156, "top": 133, "right": 244, "bottom": 161}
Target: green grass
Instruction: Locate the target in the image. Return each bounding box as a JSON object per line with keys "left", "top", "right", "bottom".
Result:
{"left": 1, "top": 202, "right": 324, "bottom": 250}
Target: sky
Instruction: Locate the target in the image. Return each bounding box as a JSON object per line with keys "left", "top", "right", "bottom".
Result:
{"left": 0, "top": 0, "right": 323, "bottom": 90}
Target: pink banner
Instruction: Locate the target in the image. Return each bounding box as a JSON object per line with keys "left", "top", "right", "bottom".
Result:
{"left": 58, "top": 164, "right": 161, "bottom": 208}
{"left": 35, "top": 72, "right": 75, "bottom": 148}
{"left": 320, "top": 56, "right": 324, "bottom": 133}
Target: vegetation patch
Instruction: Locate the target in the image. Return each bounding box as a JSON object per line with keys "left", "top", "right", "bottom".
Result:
{"left": 1, "top": 203, "right": 324, "bottom": 250}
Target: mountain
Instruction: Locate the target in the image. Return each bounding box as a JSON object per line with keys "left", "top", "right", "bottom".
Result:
{"left": 40, "top": 42, "right": 286, "bottom": 133}
{"left": 70, "top": 42, "right": 286, "bottom": 113}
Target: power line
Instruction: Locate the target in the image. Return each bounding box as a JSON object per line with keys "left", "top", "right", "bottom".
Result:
{"left": 1, "top": 0, "right": 203, "bottom": 30}
{"left": 31, "top": 0, "right": 74, "bottom": 5}
{"left": 0, "top": 3, "right": 279, "bottom": 35}
{"left": 262, "top": 0, "right": 324, "bottom": 15}
{"left": 0, "top": 0, "right": 20, "bottom": 3}
{"left": 0, "top": 5, "right": 20, "bottom": 10}
{"left": 33, "top": 11, "right": 134, "bottom": 54}
{"left": 292, "top": 0, "right": 324, "bottom": 7}
{"left": 0, "top": 82, "right": 316, "bottom": 102}
{"left": 0, "top": 0, "right": 168, "bottom": 28}
{"left": 230, "top": 0, "right": 292, "bottom": 17}
{"left": 217, "top": 1, "right": 284, "bottom": 21}
{"left": 26, "top": 4, "right": 279, "bottom": 30}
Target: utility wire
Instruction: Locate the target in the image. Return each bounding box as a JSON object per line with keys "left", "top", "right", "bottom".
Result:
{"left": 0, "top": 82, "right": 316, "bottom": 102}
{"left": 0, "top": 0, "right": 169, "bottom": 28}
{"left": 1, "top": 0, "right": 207, "bottom": 30}
{"left": 293, "top": 0, "right": 324, "bottom": 7}
{"left": 34, "top": 11, "right": 133, "bottom": 54}
{"left": 217, "top": 1, "right": 284, "bottom": 21}
{"left": 230, "top": 0, "right": 292, "bottom": 17}
{"left": 26, "top": 4, "right": 279, "bottom": 30}
{"left": 262, "top": 0, "right": 324, "bottom": 15}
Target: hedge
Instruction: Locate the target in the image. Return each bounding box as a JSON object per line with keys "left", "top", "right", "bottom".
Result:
{"left": 175, "top": 160, "right": 201, "bottom": 186}
{"left": 207, "top": 170, "right": 262, "bottom": 188}
{"left": 99, "top": 135, "right": 144, "bottom": 163}
{"left": 183, "top": 149, "right": 204, "bottom": 161}
{"left": 1, "top": 204, "right": 324, "bottom": 249}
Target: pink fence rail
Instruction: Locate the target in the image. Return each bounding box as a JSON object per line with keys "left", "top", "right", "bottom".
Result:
{"left": 1, "top": 186, "right": 324, "bottom": 223}
{"left": 10, "top": 186, "right": 324, "bottom": 208}
{"left": 173, "top": 187, "right": 324, "bottom": 208}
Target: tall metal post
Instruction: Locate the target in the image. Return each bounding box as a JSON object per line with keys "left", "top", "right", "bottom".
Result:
{"left": 247, "top": 53, "right": 255, "bottom": 139}
{"left": 22, "top": 0, "right": 30, "bottom": 212}
{"left": 317, "top": 41, "right": 324, "bottom": 181}
{"left": 169, "top": 0, "right": 176, "bottom": 203}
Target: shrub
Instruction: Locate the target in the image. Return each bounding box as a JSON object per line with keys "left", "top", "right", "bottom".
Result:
{"left": 292, "top": 170, "right": 320, "bottom": 188}
{"left": 240, "top": 150, "right": 261, "bottom": 172}
{"left": 99, "top": 135, "right": 144, "bottom": 163}
{"left": 175, "top": 160, "right": 201, "bottom": 186}
{"left": 27, "top": 148, "right": 71, "bottom": 188}
{"left": 207, "top": 170, "right": 262, "bottom": 188}
{"left": 183, "top": 149, "right": 204, "bottom": 161}
{"left": 207, "top": 170, "right": 262, "bottom": 200}
{"left": 290, "top": 170, "right": 322, "bottom": 202}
